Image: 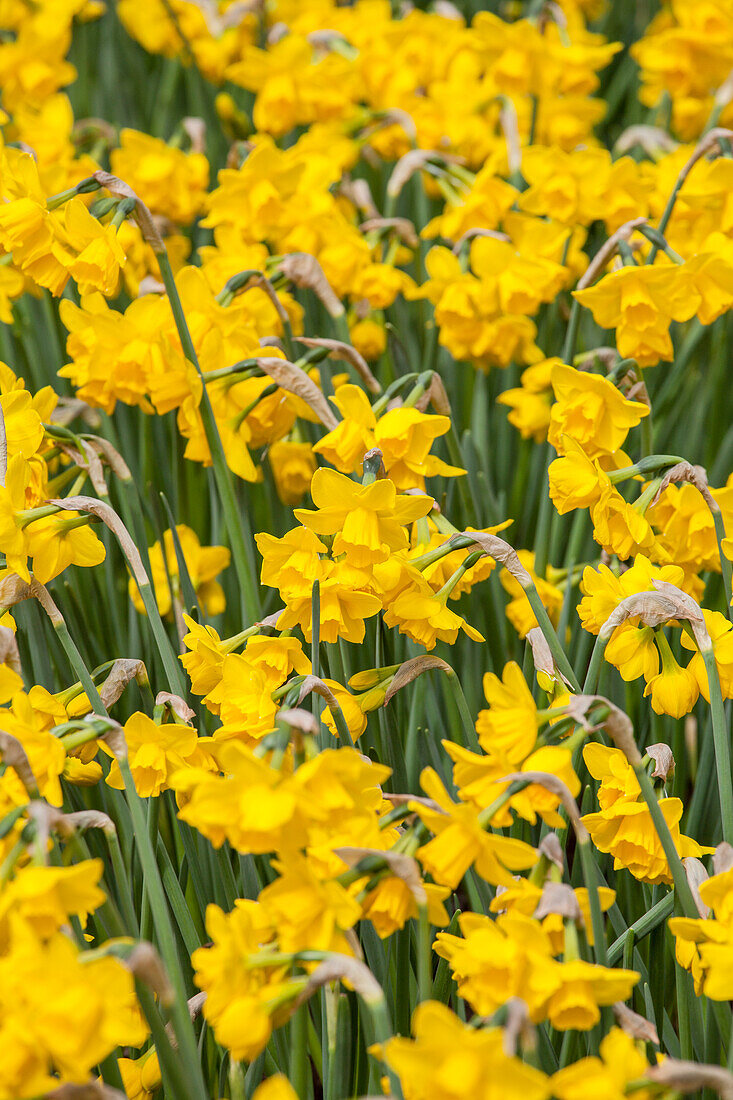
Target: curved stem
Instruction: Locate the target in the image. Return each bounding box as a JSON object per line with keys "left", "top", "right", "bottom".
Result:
{"left": 156, "top": 250, "right": 262, "bottom": 621}
{"left": 582, "top": 632, "right": 609, "bottom": 694}
{"left": 523, "top": 584, "right": 581, "bottom": 692}
{"left": 702, "top": 647, "right": 733, "bottom": 845}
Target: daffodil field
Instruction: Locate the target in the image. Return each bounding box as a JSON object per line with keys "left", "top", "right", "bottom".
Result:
{"left": 7, "top": 1, "right": 733, "bottom": 1098}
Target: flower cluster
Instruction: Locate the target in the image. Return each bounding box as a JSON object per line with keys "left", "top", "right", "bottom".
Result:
{"left": 1, "top": 3, "right": 733, "bottom": 1100}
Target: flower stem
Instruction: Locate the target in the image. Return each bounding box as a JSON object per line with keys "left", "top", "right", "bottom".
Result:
{"left": 523, "top": 582, "right": 581, "bottom": 692}
{"left": 156, "top": 249, "right": 262, "bottom": 621}
{"left": 290, "top": 1002, "right": 310, "bottom": 1100}
{"left": 413, "top": 904, "right": 431, "bottom": 1009}
{"left": 631, "top": 761, "right": 699, "bottom": 919}
{"left": 443, "top": 667, "right": 481, "bottom": 751}
{"left": 577, "top": 836, "right": 608, "bottom": 965}
{"left": 582, "top": 633, "right": 609, "bottom": 693}
{"left": 702, "top": 647, "right": 733, "bottom": 845}
{"left": 118, "top": 755, "right": 209, "bottom": 1100}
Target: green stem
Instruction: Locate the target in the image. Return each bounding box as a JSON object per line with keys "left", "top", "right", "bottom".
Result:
{"left": 290, "top": 1003, "right": 310, "bottom": 1100}
{"left": 118, "top": 757, "right": 208, "bottom": 1100}
{"left": 134, "top": 981, "right": 197, "bottom": 1100}
{"left": 326, "top": 990, "right": 350, "bottom": 1100}
{"left": 140, "top": 795, "right": 161, "bottom": 941}
{"left": 607, "top": 893, "right": 674, "bottom": 964}
{"left": 533, "top": 449, "right": 554, "bottom": 580}
{"left": 702, "top": 647, "right": 733, "bottom": 845}
{"left": 631, "top": 761, "right": 698, "bottom": 919}
{"left": 312, "top": 579, "right": 326, "bottom": 750}
{"left": 156, "top": 250, "right": 261, "bottom": 621}
{"left": 416, "top": 903, "right": 432, "bottom": 1003}
{"left": 365, "top": 993, "right": 403, "bottom": 1100}
{"left": 49, "top": 618, "right": 108, "bottom": 718}
{"left": 135, "top": 579, "right": 187, "bottom": 696}
{"left": 712, "top": 508, "right": 733, "bottom": 613}
{"left": 523, "top": 583, "right": 581, "bottom": 692}
{"left": 444, "top": 668, "right": 480, "bottom": 751}
{"left": 640, "top": 398, "right": 654, "bottom": 458}
{"left": 107, "top": 828, "right": 140, "bottom": 936}
{"left": 562, "top": 301, "right": 582, "bottom": 364}
{"left": 326, "top": 698, "right": 355, "bottom": 749}
{"left": 577, "top": 836, "right": 608, "bottom": 966}
{"left": 648, "top": 171, "right": 690, "bottom": 265}
{"left": 557, "top": 510, "right": 588, "bottom": 644}
{"left": 582, "top": 632, "right": 609, "bottom": 693}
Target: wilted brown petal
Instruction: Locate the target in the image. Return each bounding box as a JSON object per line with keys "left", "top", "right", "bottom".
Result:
{"left": 277, "top": 707, "right": 320, "bottom": 737}
{"left": 49, "top": 397, "right": 102, "bottom": 430}
{"left": 82, "top": 436, "right": 133, "bottom": 482}
{"left": 278, "top": 254, "right": 344, "bottom": 318}
{"left": 359, "top": 217, "right": 419, "bottom": 249}
{"left": 384, "top": 655, "right": 452, "bottom": 704}
{"left": 49, "top": 497, "right": 149, "bottom": 586}
{"left": 334, "top": 846, "right": 426, "bottom": 904}
{"left": 97, "top": 659, "right": 148, "bottom": 710}
{"left": 648, "top": 1058, "right": 733, "bottom": 1099}
{"left": 538, "top": 833, "right": 564, "bottom": 872}
{"left": 614, "top": 124, "right": 678, "bottom": 157}
{"left": 455, "top": 531, "right": 532, "bottom": 586}
{"left": 0, "top": 625, "right": 21, "bottom": 674}
{"left": 296, "top": 676, "right": 340, "bottom": 712}
{"left": 499, "top": 99, "right": 522, "bottom": 176}
{"left": 296, "top": 336, "right": 381, "bottom": 394}
{"left": 564, "top": 695, "right": 641, "bottom": 767}
{"left": 155, "top": 691, "right": 196, "bottom": 724}
{"left": 339, "top": 177, "right": 379, "bottom": 218}
{"left": 182, "top": 116, "right": 206, "bottom": 154}
{"left": 293, "top": 954, "right": 384, "bottom": 1007}
{"left": 255, "top": 357, "right": 339, "bottom": 429}
{"left": 612, "top": 1001, "right": 659, "bottom": 1045}
{"left": 98, "top": 719, "right": 128, "bottom": 762}
{"left": 127, "top": 942, "right": 175, "bottom": 1006}
{"left": 714, "top": 842, "right": 733, "bottom": 876}
{"left": 61, "top": 810, "right": 116, "bottom": 838}
{"left": 500, "top": 770, "right": 587, "bottom": 840}
{"left": 649, "top": 461, "right": 716, "bottom": 510}
{"left": 682, "top": 857, "right": 710, "bottom": 918}
{"left": 646, "top": 742, "right": 675, "bottom": 781}
{"left": 650, "top": 580, "right": 711, "bottom": 651}
{"left": 576, "top": 217, "right": 648, "bottom": 292}
{"left": 386, "top": 149, "right": 462, "bottom": 199}
{"left": 93, "top": 170, "right": 164, "bottom": 252}
{"left": 501, "top": 997, "right": 534, "bottom": 1058}
{"left": 598, "top": 591, "right": 679, "bottom": 639}
{"left": 0, "top": 730, "right": 40, "bottom": 797}
{"left": 533, "top": 882, "right": 582, "bottom": 923}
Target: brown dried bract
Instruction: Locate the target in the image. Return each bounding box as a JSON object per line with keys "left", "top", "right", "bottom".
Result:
{"left": 278, "top": 254, "right": 344, "bottom": 318}
{"left": 648, "top": 1058, "right": 733, "bottom": 1099}
{"left": 612, "top": 1001, "right": 659, "bottom": 1045}
{"left": 455, "top": 531, "right": 532, "bottom": 587}
{"left": 334, "top": 846, "right": 426, "bottom": 905}
{"left": 127, "top": 942, "right": 174, "bottom": 1006}
{"left": 384, "top": 655, "right": 452, "bottom": 705}
{"left": 155, "top": 691, "right": 196, "bottom": 724}
{"left": 646, "top": 742, "right": 675, "bottom": 781}
{"left": 499, "top": 770, "right": 587, "bottom": 840}
{"left": 296, "top": 336, "right": 381, "bottom": 394}
{"left": 533, "top": 882, "right": 582, "bottom": 923}
{"left": 682, "top": 857, "right": 710, "bottom": 918}
{"left": 256, "top": 357, "right": 340, "bottom": 430}
{"left": 649, "top": 461, "right": 717, "bottom": 511}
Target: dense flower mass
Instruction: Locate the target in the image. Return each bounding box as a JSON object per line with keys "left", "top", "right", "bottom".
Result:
{"left": 0, "top": 2, "right": 733, "bottom": 1099}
